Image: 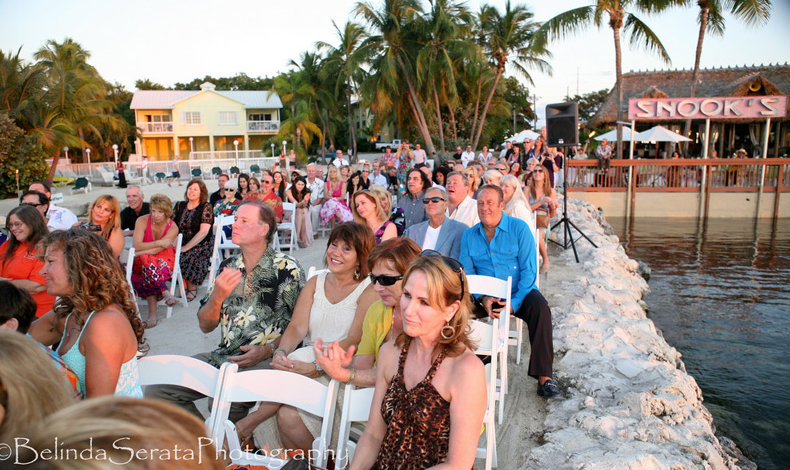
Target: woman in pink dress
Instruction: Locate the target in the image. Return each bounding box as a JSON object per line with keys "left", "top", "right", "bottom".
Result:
{"left": 320, "top": 166, "right": 353, "bottom": 227}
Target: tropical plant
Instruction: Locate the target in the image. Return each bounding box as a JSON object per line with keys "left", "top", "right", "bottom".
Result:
{"left": 0, "top": 113, "right": 48, "bottom": 199}
{"left": 535, "top": 0, "right": 674, "bottom": 158}
{"left": 472, "top": 0, "right": 550, "bottom": 149}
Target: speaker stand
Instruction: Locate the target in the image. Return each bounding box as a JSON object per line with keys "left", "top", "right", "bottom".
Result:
{"left": 548, "top": 147, "right": 598, "bottom": 262}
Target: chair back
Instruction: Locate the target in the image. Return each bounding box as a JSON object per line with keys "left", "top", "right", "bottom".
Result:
{"left": 215, "top": 369, "right": 339, "bottom": 468}
{"left": 335, "top": 385, "right": 375, "bottom": 469}
{"left": 307, "top": 266, "right": 329, "bottom": 280}
{"left": 166, "top": 233, "right": 188, "bottom": 317}
{"left": 123, "top": 246, "right": 136, "bottom": 301}
{"left": 191, "top": 168, "right": 202, "bottom": 178}
{"left": 208, "top": 215, "right": 240, "bottom": 285}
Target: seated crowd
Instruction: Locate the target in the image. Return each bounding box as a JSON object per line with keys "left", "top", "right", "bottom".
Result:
{"left": 0, "top": 141, "right": 562, "bottom": 468}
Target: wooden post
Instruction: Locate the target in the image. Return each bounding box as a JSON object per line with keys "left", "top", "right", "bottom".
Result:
{"left": 774, "top": 163, "right": 784, "bottom": 220}
{"left": 626, "top": 120, "right": 636, "bottom": 219}
{"left": 699, "top": 119, "right": 710, "bottom": 219}
{"left": 756, "top": 117, "right": 771, "bottom": 218}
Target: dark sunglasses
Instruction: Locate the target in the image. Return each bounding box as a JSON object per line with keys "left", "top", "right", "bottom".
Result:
{"left": 422, "top": 197, "right": 446, "bottom": 204}
{"left": 533, "top": 168, "right": 544, "bottom": 174}
{"left": 420, "top": 250, "right": 465, "bottom": 297}
{"left": 369, "top": 273, "right": 403, "bottom": 286}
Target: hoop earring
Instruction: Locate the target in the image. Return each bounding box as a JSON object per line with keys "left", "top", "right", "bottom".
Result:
{"left": 354, "top": 268, "right": 360, "bottom": 281}
{"left": 441, "top": 323, "right": 455, "bottom": 340}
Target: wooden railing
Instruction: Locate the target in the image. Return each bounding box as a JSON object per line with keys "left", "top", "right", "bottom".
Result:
{"left": 138, "top": 122, "right": 174, "bottom": 134}
{"left": 566, "top": 158, "right": 790, "bottom": 192}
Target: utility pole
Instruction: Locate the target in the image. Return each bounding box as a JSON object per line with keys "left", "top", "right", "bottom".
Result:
{"left": 513, "top": 104, "right": 516, "bottom": 134}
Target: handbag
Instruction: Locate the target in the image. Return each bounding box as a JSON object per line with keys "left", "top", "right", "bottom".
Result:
{"left": 535, "top": 210, "right": 550, "bottom": 229}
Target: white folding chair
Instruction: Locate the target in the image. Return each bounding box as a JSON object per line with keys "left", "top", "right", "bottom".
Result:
{"left": 216, "top": 369, "right": 339, "bottom": 468}
{"left": 307, "top": 266, "right": 329, "bottom": 280}
{"left": 277, "top": 202, "right": 297, "bottom": 252}
{"left": 166, "top": 234, "right": 188, "bottom": 318}
{"left": 469, "top": 319, "right": 499, "bottom": 470}
{"left": 466, "top": 275, "right": 511, "bottom": 425}
{"left": 138, "top": 355, "right": 238, "bottom": 447}
{"left": 208, "top": 215, "right": 239, "bottom": 285}
{"left": 123, "top": 246, "right": 137, "bottom": 302}
{"left": 335, "top": 385, "right": 375, "bottom": 470}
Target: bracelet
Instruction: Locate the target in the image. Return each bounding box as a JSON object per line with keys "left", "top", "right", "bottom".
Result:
{"left": 346, "top": 367, "right": 357, "bottom": 385}
{"left": 273, "top": 347, "right": 287, "bottom": 358}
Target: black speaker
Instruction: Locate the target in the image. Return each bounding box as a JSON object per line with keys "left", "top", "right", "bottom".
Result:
{"left": 545, "top": 102, "right": 578, "bottom": 147}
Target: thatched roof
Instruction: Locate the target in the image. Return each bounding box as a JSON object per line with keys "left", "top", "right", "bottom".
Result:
{"left": 588, "top": 63, "right": 790, "bottom": 127}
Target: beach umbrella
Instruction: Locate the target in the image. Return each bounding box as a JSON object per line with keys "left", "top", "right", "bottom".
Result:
{"left": 634, "top": 125, "right": 692, "bottom": 142}
{"left": 594, "top": 128, "right": 635, "bottom": 141}
{"left": 505, "top": 129, "right": 540, "bottom": 143}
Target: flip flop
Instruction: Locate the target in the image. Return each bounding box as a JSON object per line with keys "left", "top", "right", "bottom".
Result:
{"left": 163, "top": 294, "right": 179, "bottom": 307}
{"left": 185, "top": 288, "right": 198, "bottom": 302}
{"left": 143, "top": 318, "right": 158, "bottom": 329}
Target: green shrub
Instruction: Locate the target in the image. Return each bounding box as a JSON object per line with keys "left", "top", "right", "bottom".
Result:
{"left": 0, "top": 114, "right": 49, "bottom": 199}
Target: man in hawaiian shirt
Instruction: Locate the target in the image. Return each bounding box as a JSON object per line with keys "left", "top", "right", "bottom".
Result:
{"left": 145, "top": 201, "right": 305, "bottom": 422}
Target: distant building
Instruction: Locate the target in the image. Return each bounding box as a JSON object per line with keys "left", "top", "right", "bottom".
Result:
{"left": 350, "top": 97, "right": 397, "bottom": 144}
{"left": 130, "top": 82, "right": 282, "bottom": 160}
{"left": 589, "top": 64, "right": 790, "bottom": 158}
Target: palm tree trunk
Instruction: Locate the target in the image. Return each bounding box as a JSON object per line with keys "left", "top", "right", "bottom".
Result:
{"left": 46, "top": 148, "right": 62, "bottom": 185}
{"left": 448, "top": 104, "right": 458, "bottom": 142}
{"left": 432, "top": 85, "right": 446, "bottom": 157}
{"left": 473, "top": 66, "right": 504, "bottom": 150}
{"left": 470, "top": 76, "right": 483, "bottom": 143}
{"left": 314, "top": 101, "right": 327, "bottom": 158}
{"left": 395, "top": 53, "right": 437, "bottom": 158}
{"left": 685, "top": 5, "right": 709, "bottom": 155}
{"left": 613, "top": 24, "right": 624, "bottom": 160}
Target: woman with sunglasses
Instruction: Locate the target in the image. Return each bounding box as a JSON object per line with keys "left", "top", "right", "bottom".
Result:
{"left": 352, "top": 190, "right": 396, "bottom": 244}
{"left": 528, "top": 165, "right": 558, "bottom": 273}
{"left": 350, "top": 254, "right": 486, "bottom": 470}
{"left": 1, "top": 205, "right": 55, "bottom": 318}
{"left": 314, "top": 237, "right": 421, "bottom": 389}
{"left": 232, "top": 222, "right": 378, "bottom": 454}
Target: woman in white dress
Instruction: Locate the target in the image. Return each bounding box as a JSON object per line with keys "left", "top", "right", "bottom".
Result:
{"left": 500, "top": 175, "right": 536, "bottom": 233}
{"left": 233, "top": 222, "right": 378, "bottom": 454}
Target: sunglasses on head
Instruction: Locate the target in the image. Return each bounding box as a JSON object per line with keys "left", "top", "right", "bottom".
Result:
{"left": 422, "top": 196, "right": 445, "bottom": 204}
{"left": 420, "top": 250, "right": 465, "bottom": 297}
{"left": 369, "top": 273, "right": 403, "bottom": 286}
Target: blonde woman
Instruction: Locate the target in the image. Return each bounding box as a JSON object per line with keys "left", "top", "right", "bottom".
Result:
{"left": 320, "top": 165, "right": 353, "bottom": 227}
{"left": 83, "top": 194, "right": 124, "bottom": 258}
{"left": 501, "top": 174, "right": 535, "bottom": 232}
{"left": 528, "top": 167, "right": 558, "bottom": 273}
{"left": 352, "top": 190, "right": 397, "bottom": 244}
{"left": 368, "top": 185, "right": 405, "bottom": 236}
{"left": 0, "top": 331, "right": 74, "bottom": 445}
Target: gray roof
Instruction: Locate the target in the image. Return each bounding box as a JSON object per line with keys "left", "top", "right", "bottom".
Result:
{"left": 130, "top": 89, "right": 282, "bottom": 110}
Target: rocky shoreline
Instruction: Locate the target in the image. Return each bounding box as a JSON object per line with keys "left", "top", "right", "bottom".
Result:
{"left": 526, "top": 198, "right": 755, "bottom": 470}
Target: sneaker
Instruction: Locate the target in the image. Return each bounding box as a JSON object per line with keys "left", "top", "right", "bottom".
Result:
{"left": 537, "top": 379, "right": 563, "bottom": 399}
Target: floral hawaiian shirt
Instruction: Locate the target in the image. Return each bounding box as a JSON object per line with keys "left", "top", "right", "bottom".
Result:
{"left": 202, "top": 246, "right": 305, "bottom": 367}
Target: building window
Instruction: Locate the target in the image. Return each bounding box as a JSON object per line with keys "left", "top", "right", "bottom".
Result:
{"left": 219, "top": 111, "right": 237, "bottom": 125}
{"left": 183, "top": 112, "right": 201, "bottom": 125}
{"left": 248, "top": 113, "right": 273, "bottom": 122}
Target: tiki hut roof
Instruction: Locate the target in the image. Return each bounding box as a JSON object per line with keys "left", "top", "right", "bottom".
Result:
{"left": 588, "top": 63, "right": 790, "bottom": 127}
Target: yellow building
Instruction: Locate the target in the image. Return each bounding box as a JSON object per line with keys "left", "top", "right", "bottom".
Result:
{"left": 130, "top": 82, "right": 282, "bottom": 160}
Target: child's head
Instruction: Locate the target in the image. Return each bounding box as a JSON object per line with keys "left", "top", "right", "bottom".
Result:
{"left": 0, "top": 281, "right": 37, "bottom": 333}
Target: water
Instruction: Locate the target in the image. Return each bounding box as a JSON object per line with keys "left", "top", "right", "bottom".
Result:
{"left": 605, "top": 217, "right": 790, "bottom": 470}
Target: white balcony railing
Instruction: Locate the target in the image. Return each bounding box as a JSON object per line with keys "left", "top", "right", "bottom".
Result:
{"left": 247, "top": 121, "right": 279, "bottom": 132}
{"left": 138, "top": 122, "right": 174, "bottom": 133}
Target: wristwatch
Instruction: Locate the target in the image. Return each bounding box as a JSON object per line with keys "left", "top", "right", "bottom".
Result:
{"left": 313, "top": 360, "right": 323, "bottom": 373}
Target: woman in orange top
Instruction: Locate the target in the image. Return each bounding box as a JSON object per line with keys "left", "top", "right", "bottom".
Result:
{"left": 0, "top": 205, "right": 54, "bottom": 317}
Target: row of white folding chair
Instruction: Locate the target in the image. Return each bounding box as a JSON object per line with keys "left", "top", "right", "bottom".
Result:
{"left": 276, "top": 202, "right": 297, "bottom": 252}
{"left": 208, "top": 215, "right": 240, "bottom": 286}
{"left": 469, "top": 318, "right": 500, "bottom": 470}
{"left": 217, "top": 369, "right": 339, "bottom": 468}
{"left": 466, "top": 275, "right": 511, "bottom": 425}
{"left": 123, "top": 233, "right": 188, "bottom": 318}
{"left": 137, "top": 355, "right": 238, "bottom": 446}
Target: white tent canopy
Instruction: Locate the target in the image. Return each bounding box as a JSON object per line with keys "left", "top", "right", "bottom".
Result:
{"left": 504, "top": 129, "right": 540, "bottom": 143}
{"left": 635, "top": 125, "right": 692, "bottom": 142}
{"left": 594, "top": 128, "right": 635, "bottom": 141}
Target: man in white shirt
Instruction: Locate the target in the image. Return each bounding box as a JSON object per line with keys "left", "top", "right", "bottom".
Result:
{"left": 404, "top": 187, "right": 466, "bottom": 259}
{"left": 499, "top": 141, "right": 511, "bottom": 159}
{"left": 371, "top": 160, "right": 389, "bottom": 187}
{"left": 28, "top": 182, "right": 78, "bottom": 231}
{"left": 305, "top": 164, "right": 325, "bottom": 237}
{"left": 332, "top": 150, "right": 349, "bottom": 168}
{"left": 444, "top": 172, "right": 480, "bottom": 227}
{"left": 460, "top": 144, "right": 476, "bottom": 168}
{"left": 412, "top": 143, "right": 427, "bottom": 166}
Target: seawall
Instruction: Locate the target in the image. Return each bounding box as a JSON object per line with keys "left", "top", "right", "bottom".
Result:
{"left": 525, "top": 197, "right": 753, "bottom": 469}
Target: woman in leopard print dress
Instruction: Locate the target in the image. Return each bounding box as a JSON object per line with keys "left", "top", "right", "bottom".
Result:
{"left": 349, "top": 255, "right": 487, "bottom": 470}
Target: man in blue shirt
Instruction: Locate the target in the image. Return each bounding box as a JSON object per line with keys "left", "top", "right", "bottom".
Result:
{"left": 459, "top": 184, "right": 561, "bottom": 398}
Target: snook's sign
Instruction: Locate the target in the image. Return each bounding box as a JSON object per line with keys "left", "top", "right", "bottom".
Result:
{"left": 628, "top": 96, "right": 787, "bottom": 120}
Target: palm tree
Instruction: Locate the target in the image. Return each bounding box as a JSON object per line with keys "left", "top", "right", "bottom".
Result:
{"left": 0, "top": 47, "right": 45, "bottom": 119}
{"left": 535, "top": 0, "right": 674, "bottom": 158}
{"left": 682, "top": 0, "right": 771, "bottom": 150}
{"left": 290, "top": 51, "right": 332, "bottom": 158}
{"left": 415, "top": 0, "right": 476, "bottom": 156}
{"left": 473, "top": 1, "right": 550, "bottom": 149}
{"left": 355, "top": 0, "right": 439, "bottom": 158}
{"left": 317, "top": 21, "right": 369, "bottom": 161}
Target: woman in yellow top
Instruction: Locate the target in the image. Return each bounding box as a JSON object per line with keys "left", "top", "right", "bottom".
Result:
{"left": 314, "top": 237, "right": 421, "bottom": 387}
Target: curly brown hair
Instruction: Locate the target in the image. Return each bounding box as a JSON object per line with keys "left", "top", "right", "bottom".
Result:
{"left": 40, "top": 229, "right": 146, "bottom": 350}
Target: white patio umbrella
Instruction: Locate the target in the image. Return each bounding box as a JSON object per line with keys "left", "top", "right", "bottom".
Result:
{"left": 634, "top": 125, "right": 692, "bottom": 142}
{"left": 505, "top": 129, "right": 540, "bottom": 143}
{"left": 594, "top": 127, "right": 635, "bottom": 141}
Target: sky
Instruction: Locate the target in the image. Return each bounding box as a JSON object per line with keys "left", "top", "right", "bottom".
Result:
{"left": 2, "top": 0, "right": 789, "bottom": 127}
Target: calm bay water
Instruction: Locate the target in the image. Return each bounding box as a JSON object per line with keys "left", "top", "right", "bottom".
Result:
{"left": 606, "top": 217, "right": 790, "bottom": 470}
